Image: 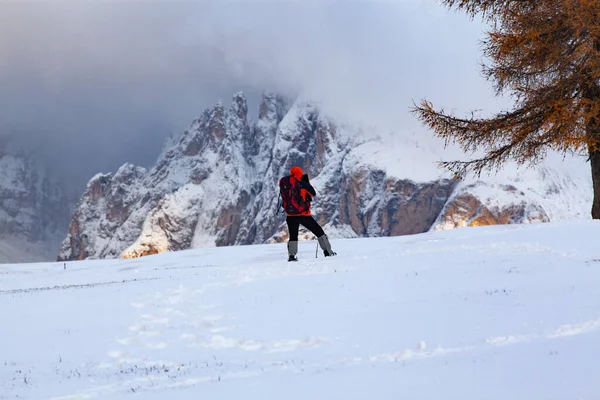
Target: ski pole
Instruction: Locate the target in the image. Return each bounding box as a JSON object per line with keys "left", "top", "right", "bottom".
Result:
{"left": 315, "top": 240, "right": 318, "bottom": 258}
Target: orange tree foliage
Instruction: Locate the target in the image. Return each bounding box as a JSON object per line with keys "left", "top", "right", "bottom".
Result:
{"left": 412, "top": 0, "right": 600, "bottom": 218}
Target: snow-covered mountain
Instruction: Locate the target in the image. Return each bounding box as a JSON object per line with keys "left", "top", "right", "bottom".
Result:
{"left": 0, "top": 137, "right": 71, "bottom": 262}
{"left": 58, "top": 92, "right": 593, "bottom": 260}
{"left": 432, "top": 152, "right": 593, "bottom": 230}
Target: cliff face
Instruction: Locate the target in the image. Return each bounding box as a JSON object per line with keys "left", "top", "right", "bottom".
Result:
{"left": 58, "top": 92, "right": 593, "bottom": 260}
{"left": 0, "top": 139, "right": 70, "bottom": 262}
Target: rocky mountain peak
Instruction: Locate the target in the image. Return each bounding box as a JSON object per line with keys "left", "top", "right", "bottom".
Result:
{"left": 231, "top": 91, "right": 248, "bottom": 122}
{"left": 207, "top": 102, "right": 226, "bottom": 142}
{"left": 258, "top": 92, "right": 289, "bottom": 123}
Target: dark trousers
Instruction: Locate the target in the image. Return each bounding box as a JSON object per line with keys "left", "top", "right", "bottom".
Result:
{"left": 286, "top": 215, "right": 325, "bottom": 241}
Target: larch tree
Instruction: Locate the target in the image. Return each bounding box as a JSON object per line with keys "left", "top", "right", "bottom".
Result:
{"left": 412, "top": 0, "right": 600, "bottom": 219}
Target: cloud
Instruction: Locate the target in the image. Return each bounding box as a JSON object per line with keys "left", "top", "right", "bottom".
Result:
{"left": 0, "top": 0, "right": 505, "bottom": 190}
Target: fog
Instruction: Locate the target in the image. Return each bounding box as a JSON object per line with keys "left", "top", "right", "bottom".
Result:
{"left": 0, "top": 0, "right": 505, "bottom": 192}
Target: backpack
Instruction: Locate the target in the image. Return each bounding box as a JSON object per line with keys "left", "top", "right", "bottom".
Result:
{"left": 279, "top": 175, "right": 309, "bottom": 215}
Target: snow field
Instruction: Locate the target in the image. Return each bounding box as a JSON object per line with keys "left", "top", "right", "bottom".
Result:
{"left": 1, "top": 221, "right": 600, "bottom": 399}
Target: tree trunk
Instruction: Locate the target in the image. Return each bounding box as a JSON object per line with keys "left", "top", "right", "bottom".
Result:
{"left": 584, "top": 75, "right": 600, "bottom": 219}
{"left": 590, "top": 145, "right": 600, "bottom": 219}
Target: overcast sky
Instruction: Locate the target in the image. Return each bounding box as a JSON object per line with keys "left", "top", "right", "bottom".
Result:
{"left": 0, "top": 0, "right": 507, "bottom": 192}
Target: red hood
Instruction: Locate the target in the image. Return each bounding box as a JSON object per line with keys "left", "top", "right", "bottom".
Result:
{"left": 290, "top": 166, "right": 303, "bottom": 180}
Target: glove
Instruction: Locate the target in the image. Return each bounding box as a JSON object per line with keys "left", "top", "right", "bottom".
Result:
{"left": 301, "top": 174, "right": 310, "bottom": 183}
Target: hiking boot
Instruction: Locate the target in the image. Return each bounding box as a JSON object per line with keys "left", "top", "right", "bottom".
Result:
{"left": 318, "top": 235, "right": 336, "bottom": 257}
{"left": 287, "top": 241, "right": 298, "bottom": 261}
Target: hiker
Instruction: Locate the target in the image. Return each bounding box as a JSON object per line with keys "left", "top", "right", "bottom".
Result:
{"left": 279, "top": 166, "right": 336, "bottom": 261}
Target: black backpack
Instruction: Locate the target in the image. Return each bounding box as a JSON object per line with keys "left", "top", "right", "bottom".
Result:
{"left": 279, "top": 176, "right": 309, "bottom": 214}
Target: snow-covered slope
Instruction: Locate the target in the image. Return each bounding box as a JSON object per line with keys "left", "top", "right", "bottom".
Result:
{"left": 0, "top": 139, "right": 71, "bottom": 262}
{"left": 3, "top": 221, "right": 600, "bottom": 399}
{"left": 58, "top": 91, "right": 593, "bottom": 260}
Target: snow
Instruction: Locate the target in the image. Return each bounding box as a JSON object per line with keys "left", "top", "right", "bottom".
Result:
{"left": 344, "top": 131, "right": 454, "bottom": 183}
{"left": 2, "top": 221, "right": 600, "bottom": 399}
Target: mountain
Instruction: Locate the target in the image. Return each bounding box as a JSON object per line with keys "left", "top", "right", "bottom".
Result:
{"left": 0, "top": 137, "right": 71, "bottom": 263}
{"left": 57, "top": 92, "right": 593, "bottom": 260}
{"left": 432, "top": 152, "right": 593, "bottom": 230}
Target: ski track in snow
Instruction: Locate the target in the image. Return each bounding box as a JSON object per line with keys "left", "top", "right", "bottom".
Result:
{"left": 2, "top": 221, "right": 600, "bottom": 399}
{"left": 0, "top": 278, "right": 162, "bottom": 296}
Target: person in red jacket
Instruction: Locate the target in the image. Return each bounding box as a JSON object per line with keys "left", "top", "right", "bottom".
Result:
{"left": 279, "top": 166, "right": 336, "bottom": 261}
